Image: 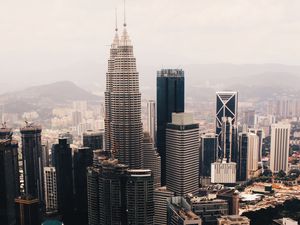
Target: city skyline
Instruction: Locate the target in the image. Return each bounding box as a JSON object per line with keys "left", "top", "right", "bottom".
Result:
{"left": 1, "top": 1, "right": 300, "bottom": 225}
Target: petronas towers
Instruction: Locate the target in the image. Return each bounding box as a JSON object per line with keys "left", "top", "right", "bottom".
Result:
{"left": 104, "top": 22, "right": 143, "bottom": 169}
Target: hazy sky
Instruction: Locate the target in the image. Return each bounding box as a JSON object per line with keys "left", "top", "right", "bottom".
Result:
{"left": 1, "top": 0, "right": 300, "bottom": 89}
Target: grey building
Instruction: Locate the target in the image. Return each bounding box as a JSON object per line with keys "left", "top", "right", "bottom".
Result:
{"left": 166, "top": 113, "right": 199, "bottom": 196}
{"left": 154, "top": 186, "right": 174, "bottom": 225}
{"left": 142, "top": 132, "right": 161, "bottom": 189}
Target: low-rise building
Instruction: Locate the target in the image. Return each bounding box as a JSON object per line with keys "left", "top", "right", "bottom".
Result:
{"left": 218, "top": 215, "right": 250, "bottom": 225}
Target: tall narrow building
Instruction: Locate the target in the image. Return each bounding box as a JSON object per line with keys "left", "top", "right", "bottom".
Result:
{"left": 44, "top": 167, "right": 58, "bottom": 213}
{"left": 200, "top": 133, "right": 218, "bottom": 177}
{"left": 237, "top": 132, "right": 259, "bottom": 181}
{"left": 166, "top": 113, "right": 199, "bottom": 196}
{"left": 52, "top": 138, "right": 74, "bottom": 223}
{"left": 270, "top": 123, "right": 290, "bottom": 173}
{"left": 0, "top": 138, "right": 20, "bottom": 225}
{"left": 142, "top": 132, "right": 161, "bottom": 189}
{"left": 216, "top": 91, "right": 238, "bottom": 162}
{"left": 157, "top": 69, "right": 185, "bottom": 185}
{"left": 126, "top": 169, "right": 154, "bottom": 225}
{"left": 20, "top": 124, "right": 44, "bottom": 202}
{"left": 147, "top": 100, "right": 156, "bottom": 145}
{"left": 73, "top": 147, "right": 93, "bottom": 225}
{"left": 104, "top": 18, "right": 143, "bottom": 169}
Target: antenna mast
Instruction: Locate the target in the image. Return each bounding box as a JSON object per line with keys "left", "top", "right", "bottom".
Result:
{"left": 123, "top": 0, "right": 126, "bottom": 27}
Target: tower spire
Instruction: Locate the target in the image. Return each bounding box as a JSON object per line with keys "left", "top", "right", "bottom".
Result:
{"left": 115, "top": 8, "right": 118, "bottom": 32}
{"left": 123, "top": 0, "right": 127, "bottom": 27}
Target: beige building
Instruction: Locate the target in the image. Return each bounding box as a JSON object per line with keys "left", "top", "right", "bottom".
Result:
{"left": 270, "top": 123, "right": 290, "bottom": 173}
{"left": 218, "top": 215, "right": 250, "bottom": 225}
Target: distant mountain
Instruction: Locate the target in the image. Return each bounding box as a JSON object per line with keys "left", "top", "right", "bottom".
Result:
{"left": 0, "top": 81, "right": 101, "bottom": 113}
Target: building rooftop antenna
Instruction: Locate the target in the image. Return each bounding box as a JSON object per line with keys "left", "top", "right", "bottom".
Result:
{"left": 123, "top": 0, "right": 127, "bottom": 27}
{"left": 115, "top": 7, "right": 118, "bottom": 32}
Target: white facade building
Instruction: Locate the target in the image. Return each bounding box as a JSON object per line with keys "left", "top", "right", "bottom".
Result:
{"left": 270, "top": 123, "right": 290, "bottom": 173}
{"left": 44, "top": 167, "right": 58, "bottom": 212}
{"left": 211, "top": 159, "right": 236, "bottom": 184}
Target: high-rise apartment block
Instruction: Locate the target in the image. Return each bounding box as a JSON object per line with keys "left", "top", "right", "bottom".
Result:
{"left": 166, "top": 113, "right": 199, "bottom": 196}
{"left": 44, "top": 167, "right": 58, "bottom": 213}
{"left": 270, "top": 123, "right": 290, "bottom": 173}
{"left": 157, "top": 69, "right": 184, "bottom": 185}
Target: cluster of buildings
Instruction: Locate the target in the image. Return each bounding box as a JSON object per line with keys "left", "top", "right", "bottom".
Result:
{"left": 1, "top": 8, "right": 300, "bottom": 225}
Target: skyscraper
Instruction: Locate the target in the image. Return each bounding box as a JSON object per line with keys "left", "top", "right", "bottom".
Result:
{"left": 87, "top": 167, "right": 100, "bottom": 225}
{"left": 154, "top": 186, "right": 174, "bottom": 225}
{"left": 83, "top": 130, "right": 104, "bottom": 150}
{"left": 147, "top": 100, "right": 156, "bottom": 145}
{"left": 216, "top": 91, "right": 238, "bottom": 162}
{"left": 270, "top": 123, "right": 290, "bottom": 173}
{"left": 15, "top": 196, "right": 40, "bottom": 225}
{"left": 73, "top": 147, "right": 93, "bottom": 224}
{"left": 237, "top": 132, "right": 259, "bottom": 181}
{"left": 0, "top": 126, "right": 20, "bottom": 196}
{"left": 52, "top": 138, "right": 74, "bottom": 223}
{"left": 249, "top": 128, "right": 264, "bottom": 162}
{"left": 98, "top": 159, "right": 128, "bottom": 225}
{"left": 0, "top": 138, "right": 20, "bottom": 225}
{"left": 104, "top": 17, "right": 143, "bottom": 169}
{"left": 43, "top": 167, "right": 58, "bottom": 213}
{"left": 142, "top": 132, "right": 161, "bottom": 189}
{"left": 126, "top": 169, "right": 154, "bottom": 225}
{"left": 20, "top": 124, "right": 44, "bottom": 202}
{"left": 200, "top": 133, "right": 218, "bottom": 177}
{"left": 157, "top": 69, "right": 185, "bottom": 185}
{"left": 166, "top": 113, "right": 199, "bottom": 196}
